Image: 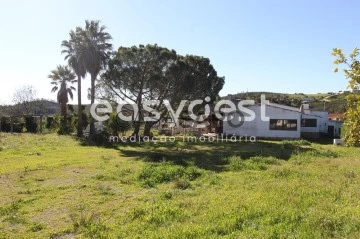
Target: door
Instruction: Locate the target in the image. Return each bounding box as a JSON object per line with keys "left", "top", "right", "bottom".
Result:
{"left": 328, "top": 126, "right": 334, "bottom": 137}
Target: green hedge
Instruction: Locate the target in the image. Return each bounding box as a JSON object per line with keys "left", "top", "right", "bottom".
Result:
{"left": 25, "top": 116, "right": 38, "bottom": 133}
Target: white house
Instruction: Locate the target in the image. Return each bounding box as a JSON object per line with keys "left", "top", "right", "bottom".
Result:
{"left": 301, "top": 110, "right": 342, "bottom": 138}
{"left": 223, "top": 103, "right": 302, "bottom": 139}
{"left": 327, "top": 120, "right": 343, "bottom": 138}
{"left": 223, "top": 102, "right": 343, "bottom": 139}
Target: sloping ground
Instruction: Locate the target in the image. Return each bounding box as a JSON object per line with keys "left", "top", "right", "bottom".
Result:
{"left": 0, "top": 134, "right": 359, "bottom": 238}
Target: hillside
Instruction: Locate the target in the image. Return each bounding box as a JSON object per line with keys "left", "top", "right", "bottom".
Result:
{"left": 225, "top": 91, "right": 349, "bottom": 114}
{"left": 0, "top": 99, "right": 60, "bottom": 117}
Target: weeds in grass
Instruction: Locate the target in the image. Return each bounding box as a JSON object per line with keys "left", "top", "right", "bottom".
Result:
{"left": 137, "top": 163, "right": 203, "bottom": 188}
{"left": 173, "top": 178, "right": 192, "bottom": 190}
{"left": 30, "top": 222, "right": 45, "bottom": 232}
{"left": 93, "top": 173, "right": 117, "bottom": 181}
{"left": 229, "top": 156, "right": 280, "bottom": 171}
{"left": 97, "top": 185, "right": 114, "bottom": 196}
{"left": 0, "top": 198, "right": 27, "bottom": 224}
{"left": 290, "top": 147, "right": 340, "bottom": 165}
{"left": 143, "top": 152, "right": 167, "bottom": 162}
{"left": 0, "top": 198, "right": 22, "bottom": 216}
{"left": 307, "top": 149, "right": 339, "bottom": 158}
{"left": 1, "top": 134, "right": 360, "bottom": 238}
{"left": 272, "top": 168, "right": 299, "bottom": 179}
{"left": 206, "top": 172, "right": 222, "bottom": 186}
{"left": 101, "top": 155, "right": 112, "bottom": 162}
{"left": 282, "top": 139, "right": 311, "bottom": 147}
{"left": 18, "top": 188, "right": 40, "bottom": 195}
{"left": 70, "top": 210, "right": 109, "bottom": 239}
{"left": 343, "top": 170, "right": 356, "bottom": 179}
{"left": 127, "top": 201, "right": 183, "bottom": 226}
{"left": 93, "top": 168, "right": 134, "bottom": 185}
{"left": 161, "top": 191, "right": 173, "bottom": 200}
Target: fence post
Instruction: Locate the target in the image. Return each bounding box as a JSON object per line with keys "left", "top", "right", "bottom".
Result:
{"left": 10, "top": 117, "right": 13, "bottom": 134}
{"left": 40, "top": 115, "right": 43, "bottom": 134}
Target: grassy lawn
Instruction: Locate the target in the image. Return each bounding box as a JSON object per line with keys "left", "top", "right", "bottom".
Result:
{"left": 0, "top": 133, "right": 359, "bottom": 238}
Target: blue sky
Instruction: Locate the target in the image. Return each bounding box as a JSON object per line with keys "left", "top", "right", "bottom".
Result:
{"left": 0, "top": 0, "right": 359, "bottom": 104}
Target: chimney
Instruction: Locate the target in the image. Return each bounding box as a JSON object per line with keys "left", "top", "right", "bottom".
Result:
{"left": 300, "top": 102, "right": 310, "bottom": 114}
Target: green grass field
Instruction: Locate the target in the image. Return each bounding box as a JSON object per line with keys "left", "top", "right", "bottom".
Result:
{"left": 0, "top": 133, "right": 359, "bottom": 238}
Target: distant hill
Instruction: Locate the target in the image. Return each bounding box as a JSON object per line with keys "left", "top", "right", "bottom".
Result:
{"left": 223, "top": 91, "right": 349, "bottom": 114}
{"left": 0, "top": 99, "right": 60, "bottom": 117}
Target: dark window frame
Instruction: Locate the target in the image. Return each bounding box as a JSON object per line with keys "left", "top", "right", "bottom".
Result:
{"left": 301, "top": 118, "right": 317, "bottom": 127}
{"left": 269, "top": 119, "right": 298, "bottom": 131}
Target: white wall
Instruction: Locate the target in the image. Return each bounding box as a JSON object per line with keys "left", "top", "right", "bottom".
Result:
{"left": 328, "top": 120, "right": 343, "bottom": 137}
{"left": 310, "top": 111, "right": 328, "bottom": 133}
{"left": 223, "top": 105, "right": 301, "bottom": 139}
{"left": 300, "top": 114, "right": 320, "bottom": 133}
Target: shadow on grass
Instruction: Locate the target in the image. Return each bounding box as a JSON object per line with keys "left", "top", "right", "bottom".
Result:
{"left": 117, "top": 140, "right": 314, "bottom": 172}
{"left": 306, "top": 137, "right": 335, "bottom": 145}
{"left": 73, "top": 135, "right": 120, "bottom": 150}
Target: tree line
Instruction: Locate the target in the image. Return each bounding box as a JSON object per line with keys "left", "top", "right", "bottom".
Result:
{"left": 51, "top": 20, "right": 224, "bottom": 138}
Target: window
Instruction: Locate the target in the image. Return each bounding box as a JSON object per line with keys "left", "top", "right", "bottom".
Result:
{"left": 270, "top": 119, "right": 298, "bottom": 131}
{"left": 301, "top": 118, "right": 317, "bottom": 127}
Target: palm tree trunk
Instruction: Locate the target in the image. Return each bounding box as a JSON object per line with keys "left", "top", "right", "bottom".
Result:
{"left": 77, "top": 75, "right": 83, "bottom": 137}
{"left": 61, "top": 102, "right": 67, "bottom": 132}
{"left": 89, "top": 73, "right": 96, "bottom": 137}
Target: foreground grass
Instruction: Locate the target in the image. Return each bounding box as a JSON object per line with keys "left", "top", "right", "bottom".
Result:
{"left": 0, "top": 133, "right": 359, "bottom": 238}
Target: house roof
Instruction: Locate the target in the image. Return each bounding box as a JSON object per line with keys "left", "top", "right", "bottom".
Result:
{"left": 328, "top": 113, "right": 345, "bottom": 120}
{"left": 267, "top": 102, "right": 301, "bottom": 112}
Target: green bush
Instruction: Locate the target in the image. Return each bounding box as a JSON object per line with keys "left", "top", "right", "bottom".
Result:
{"left": 12, "top": 123, "right": 24, "bottom": 133}
{"left": 107, "top": 112, "right": 131, "bottom": 136}
{"left": 25, "top": 116, "right": 38, "bottom": 133}
{"left": 173, "top": 178, "right": 191, "bottom": 190}
{"left": 45, "top": 117, "right": 56, "bottom": 130}
{"left": 91, "top": 131, "right": 111, "bottom": 146}
{"left": 0, "top": 118, "right": 24, "bottom": 133}
{"left": 0, "top": 117, "right": 11, "bottom": 132}
{"left": 57, "top": 115, "right": 75, "bottom": 135}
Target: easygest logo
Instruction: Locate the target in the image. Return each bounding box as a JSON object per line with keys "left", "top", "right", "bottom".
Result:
{"left": 90, "top": 94, "right": 270, "bottom": 128}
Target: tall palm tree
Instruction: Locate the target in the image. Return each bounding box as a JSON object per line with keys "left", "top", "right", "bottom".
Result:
{"left": 82, "top": 20, "right": 112, "bottom": 136}
{"left": 48, "top": 65, "right": 77, "bottom": 131}
{"left": 61, "top": 28, "right": 87, "bottom": 137}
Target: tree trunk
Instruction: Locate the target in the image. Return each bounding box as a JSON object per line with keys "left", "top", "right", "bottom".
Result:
{"left": 77, "top": 75, "right": 83, "bottom": 137}
{"left": 133, "top": 121, "right": 140, "bottom": 137}
{"left": 89, "top": 74, "right": 96, "bottom": 137}
{"left": 60, "top": 102, "right": 67, "bottom": 132}
{"left": 10, "top": 117, "right": 13, "bottom": 134}
{"left": 40, "top": 115, "right": 43, "bottom": 134}
{"left": 132, "top": 90, "right": 144, "bottom": 137}
{"left": 143, "top": 122, "right": 152, "bottom": 137}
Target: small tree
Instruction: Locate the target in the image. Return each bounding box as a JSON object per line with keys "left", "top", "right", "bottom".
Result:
{"left": 108, "top": 112, "right": 131, "bottom": 136}
{"left": 48, "top": 65, "right": 77, "bottom": 134}
{"left": 332, "top": 48, "right": 360, "bottom": 146}
{"left": 12, "top": 85, "right": 37, "bottom": 115}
